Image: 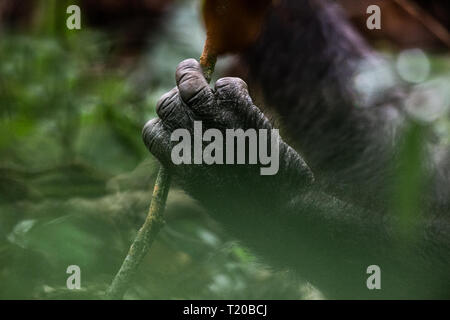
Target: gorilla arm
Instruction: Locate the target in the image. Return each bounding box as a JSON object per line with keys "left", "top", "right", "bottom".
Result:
{"left": 143, "top": 59, "right": 450, "bottom": 298}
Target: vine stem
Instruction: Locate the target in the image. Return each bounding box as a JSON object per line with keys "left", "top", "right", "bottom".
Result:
{"left": 105, "top": 167, "right": 171, "bottom": 300}
{"left": 106, "top": 54, "right": 217, "bottom": 300}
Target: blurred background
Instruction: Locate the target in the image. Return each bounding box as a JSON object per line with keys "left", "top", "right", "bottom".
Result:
{"left": 0, "top": 0, "right": 448, "bottom": 299}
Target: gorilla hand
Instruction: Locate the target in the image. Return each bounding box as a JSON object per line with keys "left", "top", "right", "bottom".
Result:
{"left": 142, "top": 59, "right": 313, "bottom": 213}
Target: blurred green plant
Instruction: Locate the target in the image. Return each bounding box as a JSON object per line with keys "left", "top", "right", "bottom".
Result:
{"left": 0, "top": 0, "right": 448, "bottom": 300}
{"left": 0, "top": 2, "right": 315, "bottom": 300}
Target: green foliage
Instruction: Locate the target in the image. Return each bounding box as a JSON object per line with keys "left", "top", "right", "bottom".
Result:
{"left": 391, "top": 123, "right": 427, "bottom": 240}
{"left": 0, "top": 1, "right": 448, "bottom": 300}
{"left": 0, "top": 3, "right": 313, "bottom": 300}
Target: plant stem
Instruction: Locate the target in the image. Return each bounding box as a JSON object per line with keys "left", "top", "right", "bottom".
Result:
{"left": 106, "top": 53, "right": 216, "bottom": 300}
{"left": 200, "top": 44, "right": 217, "bottom": 83}
{"left": 106, "top": 166, "right": 171, "bottom": 300}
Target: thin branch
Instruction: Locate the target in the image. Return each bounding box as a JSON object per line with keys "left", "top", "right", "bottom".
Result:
{"left": 105, "top": 166, "right": 171, "bottom": 300}
{"left": 106, "top": 44, "right": 217, "bottom": 300}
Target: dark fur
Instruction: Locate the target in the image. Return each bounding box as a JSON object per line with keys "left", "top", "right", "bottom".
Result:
{"left": 143, "top": 0, "right": 450, "bottom": 298}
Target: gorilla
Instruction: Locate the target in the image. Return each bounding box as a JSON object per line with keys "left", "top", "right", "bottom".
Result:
{"left": 143, "top": 0, "right": 450, "bottom": 299}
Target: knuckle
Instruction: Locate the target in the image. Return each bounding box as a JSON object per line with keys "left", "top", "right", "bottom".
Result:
{"left": 142, "top": 119, "right": 172, "bottom": 165}
{"left": 156, "top": 88, "right": 178, "bottom": 118}
{"left": 176, "top": 59, "right": 201, "bottom": 85}
{"left": 175, "top": 59, "right": 211, "bottom": 106}
{"left": 178, "top": 77, "right": 210, "bottom": 106}
{"left": 142, "top": 118, "right": 163, "bottom": 150}
{"left": 215, "top": 77, "right": 248, "bottom": 92}
{"left": 215, "top": 77, "right": 251, "bottom": 103}
{"left": 181, "top": 86, "right": 210, "bottom": 108}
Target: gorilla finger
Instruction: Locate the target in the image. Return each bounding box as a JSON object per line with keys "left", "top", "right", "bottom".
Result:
{"left": 142, "top": 118, "right": 173, "bottom": 167}
{"left": 175, "top": 59, "right": 213, "bottom": 111}
{"left": 156, "top": 88, "right": 191, "bottom": 130}
{"left": 214, "top": 77, "right": 252, "bottom": 105}
{"left": 156, "top": 88, "right": 178, "bottom": 119}
{"left": 215, "top": 77, "right": 271, "bottom": 129}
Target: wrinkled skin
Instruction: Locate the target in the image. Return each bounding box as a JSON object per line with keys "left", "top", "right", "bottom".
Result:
{"left": 143, "top": 0, "right": 450, "bottom": 299}
{"left": 143, "top": 59, "right": 449, "bottom": 299}
{"left": 143, "top": 59, "right": 313, "bottom": 212}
